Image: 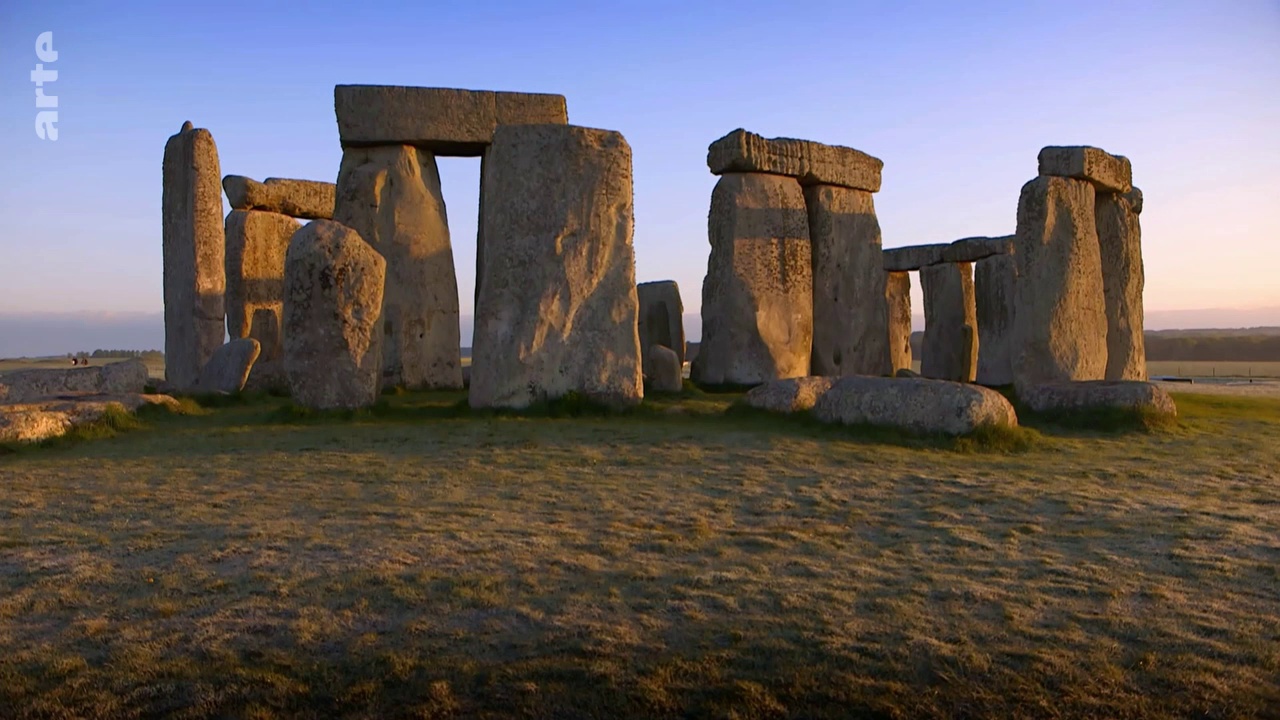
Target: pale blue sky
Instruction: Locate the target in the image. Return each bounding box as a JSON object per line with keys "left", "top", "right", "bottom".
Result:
{"left": 1, "top": 1, "right": 1278, "bottom": 329}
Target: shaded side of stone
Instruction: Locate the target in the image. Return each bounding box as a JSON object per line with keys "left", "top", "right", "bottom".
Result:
{"left": 1096, "top": 190, "right": 1146, "bottom": 380}
{"left": 920, "top": 262, "right": 978, "bottom": 382}
{"left": 975, "top": 253, "right": 1016, "bottom": 386}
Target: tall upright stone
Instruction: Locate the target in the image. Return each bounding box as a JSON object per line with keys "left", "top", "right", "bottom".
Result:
{"left": 886, "top": 271, "right": 913, "bottom": 374}
{"left": 470, "top": 124, "right": 642, "bottom": 409}
{"left": 1096, "top": 188, "right": 1146, "bottom": 380}
{"left": 693, "top": 173, "right": 812, "bottom": 386}
{"left": 162, "top": 121, "right": 225, "bottom": 390}
{"left": 805, "top": 184, "right": 890, "bottom": 376}
{"left": 224, "top": 209, "right": 300, "bottom": 376}
{"left": 1012, "top": 176, "right": 1107, "bottom": 390}
{"left": 637, "top": 281, "right": 686, "bottom": 368}
{"left": 283, "top": 220, "right": 385, "bottom": 410}
{"left": 975, "top": 253, "right": 1017, "bottom": 386}
{"left": 920, "top": 262, "right": 978, "bottom": 382}
{"left": 335, "top": 144, "right": 462, "bottom": 390}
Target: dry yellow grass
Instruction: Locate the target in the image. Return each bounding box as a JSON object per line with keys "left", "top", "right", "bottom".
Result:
{"left": 1, "top": 391, "right": 1278, "bottom": 718}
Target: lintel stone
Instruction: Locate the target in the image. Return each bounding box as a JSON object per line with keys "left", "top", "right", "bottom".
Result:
{"left": 1037, "top": 146, "right": 1132, "bottom": 194}
{"left": 707, "top": 129, "right": 883, "bottom": 192}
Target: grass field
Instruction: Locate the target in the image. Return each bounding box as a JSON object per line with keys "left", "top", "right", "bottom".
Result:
{"left": 2, "top": 390, "right": 1279, "bottom": 718}
{"left": 0, "top": 356, "right": 166, "bottom": 380}
{"left": 1146, "top": 361, "right": 1280, "bottom": 379}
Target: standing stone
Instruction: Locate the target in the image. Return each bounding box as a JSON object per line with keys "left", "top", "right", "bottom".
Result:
{"left": 920, "top": 263, "right": 978, "bottom": 382}
{"left": 335, "top": 144, "right": 462, "bottom": 390}
{"left": 644, "top": 344, "right": 684, "bottom": 394}
{"left": 470, "top": 124, "right": 642, "bottom": 409}
{"left": 283, "top": 220, "right": 385, "bottom": 410}
{"left": 637, "top": 281, "right": 686, "bottom": 369}
{"left": 886, "top": 271, "right": 913, "bottom": 373}
{"left": 195, "top": 338, "right": 260, "bottom": 394}
{"left": 805, "top": 184, "right": 890, "bottom": 376}
{"left": 693, "top": 173, "right": 812, "bottom": 386}
{"left": 162, "top": 121, "right": 225, "bottom": 390}
{"left": 975, "top": 253, "right": 1016, "bottom": 386}
{"left": 1012, "top": 176, "right": 1107, "bottom": 390}
{"left": 1096, "top": 189, "right": 1146, "bottom": 380}
{"left": 224, "top": 209, "right": 300, "bottom": 376}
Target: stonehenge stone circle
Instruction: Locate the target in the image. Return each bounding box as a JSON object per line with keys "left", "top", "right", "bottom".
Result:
{"left": 224, "top": 209, "right": 300, "bottom": 371}
{"left": 743, "top": 376, "right": 837, "bottom": 414}
{"left": 0, "top": 359, "right": 149, "bottom": 404}
{"left": 805, "top": 184, "right": 891, "bottom": 377}
{"left": 637, "top": 281, "right": 686, "bottom": 368}
{"left": 644, "top": 344, "right": 684, "bottom": 394}
{"left": 283, "top": 220, "right": 386, "bottom": 410}
{"left": 693, "top": 172, "right": 812, "bottom": 386}
{"left": 1037, "top": 146, "right": 1132, "bottom": 194}
{"left": 707, "top": 129, "right": 883, "bottom": 192}
{"left": 1020, "top": 380, "right": 1175, "bottom": 417}
{"left": 334, "top": 85, "right": 568, "bottom": 153}
{"left": 335, "top": 144, "right": 463, "bottom": 390}
{"left": 920, "top": 262, "right": 978, "bottom": 383}
{"left": 223, "top": 175, "right": 336, "bottom": 220}
{"left": 195, "top": 338, "right": 260, "bottom": 394}
{"left": 162, "top": 121, "right": 225, "bottom": 391}
{"left": 975, "top": 253, "right": 1017, "bottom": 386}
{"left": 812, "top": 376, "right": 1019, "bottom": 436}
{"left": 885, "top": 271, "right": 913, "bottom": 374}
{"left": 1011, "top": 175, "right": 1107, "bottom": 390}
{"left": 1096, "top": 188, "right": 1146, "bottom": 381}
{"left": 470, "top": 124, "right": 642, "bottom": 409}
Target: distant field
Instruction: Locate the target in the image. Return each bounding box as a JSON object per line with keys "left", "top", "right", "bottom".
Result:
{"left": 0, "top": 356, "right": 165, "bottom": 380}
{"left": 1147, "top": 360, "right": 1280, "bottom": 378}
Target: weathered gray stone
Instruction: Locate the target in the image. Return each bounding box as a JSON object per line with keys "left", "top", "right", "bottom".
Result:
{"left": 1038, "top": 146, "right": 1132, "bottom": 194}
{"left": 743, "top": 376, "right": 836, "bottom": 414}
{"left": 0, "top": 393, "right": 180, "bottom": 444}
{"left": 895, "top": 367, "right": 920, "bottom": 378}
{"left": 920, "top": 263, "right": 978, "bottom": 382}
{"left": 886, "top": 271, "right": 913, "bottom": 374}
{"left": 224, "top": 209, "right": 299, "bottom": 372}
{"left": 195, "top": 338, "right": 260, "bottom": 394}
{"left": 883, "top": 244, "right": 944, "bottom": 272}
{"left": 334, "top": 85, "right": 568, "bottom": 154}
{"left": 812, "top": 376, "right": 1018, "bottom": 436}
{"left": 1096, "top": 189, "right": 1146, "bottom": 381}
{"left": 335, "top": 144, "right": 462, "bottom": 390}
{"left": 644, "top": 345, "right": 683, "bottom": 394}
{"left": 162, "top": 121, "right": 225, "bottom": 391}
{"left": 1012, "top": 176, "right": 1107, "bottom": 391}
{"left": 883, "top": 236, "right": 1011, "bottom": 272}
{"left": 637, "top": 281, "right": 686, "bottom": 369}
{"left": 1020, "top": 380, "right": 1175, "bottom": 417}
{"left": 692, "top": 173, "right": 812, "bottom": 386}
{"left": 222, "top": 175, "right": 336, "bottom": 219}
{"left": 1124, "top": 187, "right": 1143, "bottom": 215}
{"left": 243, "top": 308, "right": 286, "bottom": 392}
{"left": 470, "top": 124, "right": 642, "bottom": 409}
{"left": 707, "top": 129, "right": 883, "bottom": 192}
{"left": 805, "top": 185, "right": 890, "bottom": 376}
{"left": 975, "top": 253, "right": 1017, "bottom": 386}
{"left": 283, "top": 220, "right": 386, "bottom": 410}
{"left": 0, "top": 359, "right": 149, "bottom": 404}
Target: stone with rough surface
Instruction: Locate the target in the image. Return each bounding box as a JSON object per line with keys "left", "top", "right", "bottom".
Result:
{"left": 1096, "top": 189, "right": 1146, "bottom": 381}
{"left": 883, "top": 236, "right": 1011, "bottom": 271}
{"left": 1021, "top": 380, "right": 1175, "bottom": 416}
{"left": 0, "top": 360, "right": 149, "bottom": 404}
{"left": 645, "top": 345, "right": 683, "bottom": 394}
{"left": 222, "top": 175, "right": 336, "bottom": 219}
{"left": 335, "top": 85, "right": 568, "bottom": 154}
{"left": 471, "top": 124, "right": 641, "bottom": 409}
{"left": 743, "top": 376, "right": 836, "bottom": 414}
{"left": 1012, "top": 176, "right": 1107, "bottom": 391}
{"left": 1038, "top": 146, "right": 1132, "bottom": 193}
{"left": 637, "top": 281, "right": 686, "bottom": 369}
{"left": 162, "top": 121, "right": 225, "bottom": 391}
{"left": 805, "top": 185, "right": 890, "bottom": 376}
{"left": 195, "top": 338, "right": 260, "bottom": 394}
{"left": 693, "top": 173, "right": 812, "bottom": 386}
{"left": 707, "top": 129, "right": 882, "bottom": 192}
{"left": 813, "top": 376, "right": 1018, "bottom": 436}
{"left": 224, "top": 209, "right": 299, "bottom": 371}
{"left": 920, "top": 263, "right": 978, "bottom": 382}
{"left": 335, "top": 144, "right": 462, "bottom": 390}
{"left": 975, "top": 253, "right": 1017, "bottom": 386}
{"left": 283, "top": 220, "right": 386, "bottom": 410}
{"left": 0, "top": 393, "right": 180, "bottom": 443}
{"left": 886, "top": 272, "right": 913, "bottom": 373}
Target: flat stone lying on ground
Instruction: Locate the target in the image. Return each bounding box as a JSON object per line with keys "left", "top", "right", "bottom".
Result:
{"left": 0, "top": 359, "right": 149, "bottom": 404}
{"left": 470, "top": 124, "right": 642, "bottom": 409}
{"left": 882, "top": 236, "right": 1011, "bottom": 272}
{"left": 644, "top": 344, "right": 683, "bottom": 394}
{"left": 222, "top": 176, "right": 336, "bottom": 220}
{"left": 812, "top": 376, "right": 1019, "bottom": 436}
{"left": 1096, "top": 188, "right": 1147, "bottom": 381}
{"left": 334, "top": 85, "right": 568, "bottom": 154}
{"left": 743, "top": 376, "right": 837, "bottom": 414}
{"left": 637, "top": 281, "right": 686, "bottom": 369}
{"left": 195, "top": 338, "right": 260, "bottom": 394}
{"left": 920, "top": 263, "right": 978, "bottom": 383}
{"left": 0, "top": 393, "right": 179, "bottom": 444}
{"left": 707, "top": 129, "right": 883, "bottom": 192}
{"left": 1037, "top": 146, "right": 1132, "bottom": 194}
{"left": 1020, "top": 380, "right": 1176, "bottom": 416}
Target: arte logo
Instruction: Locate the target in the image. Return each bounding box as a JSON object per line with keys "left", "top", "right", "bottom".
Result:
{"left": 32, "top": 32, "right": 58, "bottom": 141}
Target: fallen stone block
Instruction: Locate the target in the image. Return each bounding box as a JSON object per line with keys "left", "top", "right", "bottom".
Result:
{"left": 638, "top": 281, "right": 686, "bottom": 369}
{"left": 1037, "top": 146, "right": 1132, "bottom": 194}
{"left": 707, "top": 129, "right": 882, "bottom": 192}
{"left": 222, "top": 175, "right": 336, "bottom": 220}
{"left": 743, "top": 376, "right": 836, "bottom": 414}
{"left": 0, "top": 393, "right": 179, "bottom": 444}
{"left": 813, "top": 376, "right": 1019, "bottom": 436}
{"left": 0, "top": 360, "right": 149, "bottom": 404}
{"left": 1020, "top": 380, "right": 1175, "bottom": 417}
{"left": 195, "top": 338, "right": 260, "bottom": 394}
{"left": 644, "top": 345, "right": 684, "bottom": 394}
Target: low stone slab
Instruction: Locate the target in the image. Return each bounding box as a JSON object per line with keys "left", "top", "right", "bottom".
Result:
{"left": 0, "top": 360, "right": 149, "bottom": 404}
{"left": 707, "top": 129, "right": 883, "bottom": 192}
{"left": 743, "top": 377, "right": 836, "bottom": 414}
{"left": 0, "top": 393, "right": 179, "bottom": 443}
{"left": 812, "top": 376, "right": 1019, "bottom": 436}
{"left": 195, "top": 338, "right": 260, "bottom": 394}
{"left": 644, "top": 344, "right": 683, "bottom": 394}
{"left": 1037, "top": 146, "right": 1132, "bottom": 194}
{"left": 223, "top": 176, "right": 335, "bottom": 220}
{"left": 1020, "top": 380, "right": 1176, "bottom": 416}
{"left": 883, "top": 236, "right": 1011, "bottom": 271}
{"left": 334, "top": 85, "right": 568, "bottom": 154}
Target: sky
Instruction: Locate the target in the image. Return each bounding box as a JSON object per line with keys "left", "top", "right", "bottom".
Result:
{"left": 0, "top": 0, "right": 1278, "bottom": 355}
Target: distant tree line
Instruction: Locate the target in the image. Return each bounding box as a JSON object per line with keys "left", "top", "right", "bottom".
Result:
{"left": 71, "top": 349, "right": 164, "bottom": 359}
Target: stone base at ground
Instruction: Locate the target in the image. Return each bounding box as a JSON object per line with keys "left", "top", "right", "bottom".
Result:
{"left": 644, "top": 345, "right": 683, "bottom": 394}
{"left": 743, "top": 377, "right": 837, "bottom": 414}
{"left": 195, "top": 338, "right": 260, "bottom": 394}
{"left": 812, "top": 376, "right": 1018, "bottom": 435}
{"left": 1020, "top": 381, "right": 1176, "bottom": 416}
{"left": 0, "top": 360, "right": 149, "bottom": 404}
{"left": 0, "top": 393, "right": 179, "bottom": 444}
